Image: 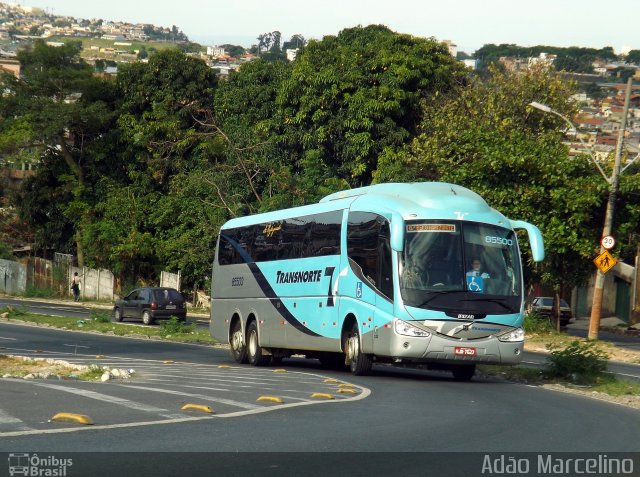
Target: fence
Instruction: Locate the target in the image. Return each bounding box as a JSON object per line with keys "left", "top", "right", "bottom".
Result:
{"left": 0, "top": 259, "right": 27, "bottom": 295}
{"left": 69, "top": 266, "right": 115, "bottom": 301}
{"left": 160, "top": 271, "right": 181, "bottom": 290}
{"left": 0, "top": 256, "right": 180, "bottom": 301}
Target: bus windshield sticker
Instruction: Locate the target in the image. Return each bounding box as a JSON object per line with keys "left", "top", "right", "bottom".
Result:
{"left": 406, "top": 224, "right": 456, "bottom": 233}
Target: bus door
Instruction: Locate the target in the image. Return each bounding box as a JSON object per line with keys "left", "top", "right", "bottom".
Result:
{"left": 345, "top": 212, "right": 394, "bottom": 353}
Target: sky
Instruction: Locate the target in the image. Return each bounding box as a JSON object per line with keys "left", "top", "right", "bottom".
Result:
{"left": 15, "top": 0, "right": 639, "bottom": 54}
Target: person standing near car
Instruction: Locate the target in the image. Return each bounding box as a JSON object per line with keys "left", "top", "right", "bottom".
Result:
{"left": 71, "top": 272, "right": 81, "bottom": 302}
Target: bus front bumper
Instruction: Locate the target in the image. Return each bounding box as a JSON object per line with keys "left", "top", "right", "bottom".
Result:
{"left": 376, "top": 328, "right": 524, "bottom": 366}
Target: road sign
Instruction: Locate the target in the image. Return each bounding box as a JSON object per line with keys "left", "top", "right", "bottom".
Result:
{"left": 593, "top": 250, "right": 617, "bottom": 273}
{"left": 600, "top": 235, "right": 616, "bottom": 250}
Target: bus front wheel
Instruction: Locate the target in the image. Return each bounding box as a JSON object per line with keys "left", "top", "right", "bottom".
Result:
{"left": 247, "top": 321, "right": 270, "bottom": 366}
{"left": 230, "top": 320, "right": 248, "bottom": 364}
{"left": 451, "top": 365, "right": 476, "bottom": 381}
{"left": 346, "top": 323, "right": 372, "bottom": 376}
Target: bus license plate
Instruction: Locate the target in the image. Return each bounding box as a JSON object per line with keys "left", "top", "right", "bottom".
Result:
{"left": 454, "top": 347, "right": 476, "bottom": 356}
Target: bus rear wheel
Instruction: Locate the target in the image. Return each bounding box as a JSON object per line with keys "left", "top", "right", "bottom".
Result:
{"left": 451, "top": 365, "right": 476, "bottom": 381}
{"left": 247, "top": 321, "right": 270, "bottom": 366}
{"left": 229, "top": 320, "right": 248, "bottom": 364}
{"left": 346, "top": 323, "right": 372, "bottom": 376}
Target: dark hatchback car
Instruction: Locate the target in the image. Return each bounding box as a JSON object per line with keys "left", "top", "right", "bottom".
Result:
{"left": 113, "top": 287, "right": 187, "bottom": 325}
{"left": 529, "top": 296, "right": 573, "bottom": 326}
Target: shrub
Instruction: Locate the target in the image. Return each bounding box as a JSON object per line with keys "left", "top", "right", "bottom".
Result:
{"left": 24, "top": 286, "right": 55, "bottom": 298}
{"left": 90, "top": 309, "right": 111, "bottom": 323}
{"left": 523, "top": 311, "right": 554, "bottom": 334}
{"left": 160, "top": 317, "right": 195, "bottom": 336}
{"left": 545, "top": 340, "right": 609, "bottom": 384}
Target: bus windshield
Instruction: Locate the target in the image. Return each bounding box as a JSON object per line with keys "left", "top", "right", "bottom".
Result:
{"left": 400, "top": 220, "right": 522, "bottom": 315}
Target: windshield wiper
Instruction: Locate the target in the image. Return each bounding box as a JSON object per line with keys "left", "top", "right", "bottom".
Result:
{"left": 461, "top": 297, "right": 515, "bottom": 312}
{"left": 413, "top": 289, "right": 466, "bottom": 308}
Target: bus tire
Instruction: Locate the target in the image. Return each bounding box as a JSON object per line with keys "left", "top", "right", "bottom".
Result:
{"left": 347, "top": 323, "right": 372, "bottom": 376}
{"left": 247, "top": 321, "right": 270, "bottom": 366}
{"left": 230, "top": 320, "right": 248, "bottom": 364}
{"left": 451, "top": 365, "right": 475, "bottom": 381}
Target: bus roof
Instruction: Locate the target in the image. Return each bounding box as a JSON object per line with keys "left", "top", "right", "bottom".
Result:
{"left": 221, "top": 182, "right": 510, "bottom": 230}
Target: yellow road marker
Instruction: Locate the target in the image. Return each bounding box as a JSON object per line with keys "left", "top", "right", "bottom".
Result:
{"left": 181, "top": 403, "right": 214, "bottom": 414}
{"left": 323, "top": 378, "right": 339, "bottom": 383}
{"left": 50, "top": 413, "right": 94, "bottom": 425}
{"left": 163, "top": 360, "right": 174, "bottom": 364}
{"left": 95, "top": 355, "right": 106, "bottom": 359}
{"left": 338, "top": 383, "right": 355, "bottom": 388}
{"left": 337, "top": 388, "right": 358, "bottom": 394}
{"left": 273, "top": 369, "right": 287, "bottom": 373}
{"left": 217, "top": 364, "right": 230, "bottom": 368}
{"left": 257, "top": 396, "right": 284, "bottom": 404}
{"left": 311, "top": 393, "right": 334, "bottom": 400}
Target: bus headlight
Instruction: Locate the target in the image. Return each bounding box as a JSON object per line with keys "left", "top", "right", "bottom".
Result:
{"left": 394, "top": 320, "right": 431, "bottom": 338}
{"left": 498, "top": 327, "right": 525, "bottom": 342}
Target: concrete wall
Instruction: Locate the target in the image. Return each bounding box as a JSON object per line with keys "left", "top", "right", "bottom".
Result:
{"left": 0, "top": 259, "right": 27, "bottom": 295}
{"left": 160, "top": 271, "right": 181, "bottom": 290}
{"left": 69, "top": 266, "right": 115, "bottom": 301}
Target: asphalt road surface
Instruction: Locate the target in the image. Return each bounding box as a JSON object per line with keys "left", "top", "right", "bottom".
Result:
{"left": 0, "top": 322, "right": 639, "bottom": 476}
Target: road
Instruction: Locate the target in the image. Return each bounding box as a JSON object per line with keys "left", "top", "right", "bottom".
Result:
{"left": 5, "top": 297, "right": 639, "bottom": 381}
{"left": 1, "top": 309, "right": 639, "bottom": 476}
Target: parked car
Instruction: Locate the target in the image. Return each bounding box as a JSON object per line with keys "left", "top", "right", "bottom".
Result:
{"left": 529, "top": 296, "right": 573, "bottom": 326}
{"left": 113, "top": 287, "right": 187, "bottom": 325}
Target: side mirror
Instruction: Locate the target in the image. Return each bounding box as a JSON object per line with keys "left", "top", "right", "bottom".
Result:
{"left": 390, "top": 213, "right": 404, "bottom": 252}
{"left": 509, "top": 220, "right": 545, "bottom": 262}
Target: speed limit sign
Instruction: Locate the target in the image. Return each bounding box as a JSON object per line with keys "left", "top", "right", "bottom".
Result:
{"left": 601, "top": 235, "right": 615, "bottom": 250}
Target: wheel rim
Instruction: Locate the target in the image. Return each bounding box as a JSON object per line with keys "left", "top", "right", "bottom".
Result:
{"left": 231, "top": 329, "right": 243, "bottom": 354}
{"left": 248, "top": 330, "right": 258, "bottom": 357}
{"left": 143, "top": 312, "right": 150, "bottom": 324}
{"left": 115, "top": 310, "right": 120, "bottom": 320}
{"left": 348, "top": 334, "right": 359, "bottom": 361}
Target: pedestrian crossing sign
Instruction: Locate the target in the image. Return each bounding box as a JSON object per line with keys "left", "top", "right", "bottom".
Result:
{"left": 594, "top": 250, "right": 617, "bottom": 273}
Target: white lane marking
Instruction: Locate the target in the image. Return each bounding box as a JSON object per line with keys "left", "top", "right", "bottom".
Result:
{"left": 0, "top": 408, "right": 34, "bottom": 431}
{"left": 0, "top": 336, "right": 17, "bottom": 341}
{"left": 116, "top": 384, "right": 261, "bottom": 410}
{"left": 0, "top": 384, "right": 372, "bottom": 437}
{"left": 27, "top": 382, "right": 184, "bottom": 419}
{"left": 0, "top": 416, "right": 208, "bottom": 437}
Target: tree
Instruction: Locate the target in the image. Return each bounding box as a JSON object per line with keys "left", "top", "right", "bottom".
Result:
{"left": 220, "top": 44, "right": 245, "bottom": 58}
{"left": 81, "top": 49, "right": 222, "bottom": 286}
{"left": 625, "top": 49, "right": 640, "bottom": 65}
{"left": 275, "top": 25, "right": 468, "bottom": 188}
{"left": 0, "top": 40, "right": 118, "bottom": 264}
{"left": 373, "top": 67, "right": 610, "bottom": 303}
{"left": 282, "top": 34, "right": 306, "bottom": 51}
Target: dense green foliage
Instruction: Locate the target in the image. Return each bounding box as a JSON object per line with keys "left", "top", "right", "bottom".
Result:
{"left": 1, "top": 30, "right": 639, "bottom": 294}
{"left": 474, "top": 43, "right": 618, "bottom": 73}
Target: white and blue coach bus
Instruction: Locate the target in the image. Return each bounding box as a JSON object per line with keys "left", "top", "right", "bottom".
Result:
{"left": 210, "top": 182, "right": 544, "bottom": 380}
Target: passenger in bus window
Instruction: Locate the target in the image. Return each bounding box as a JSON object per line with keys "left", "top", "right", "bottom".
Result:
{"left": 466, "top": 257, "right": 490, "bottom": 293}
{"left": 466, "top": 258, "right": 490, "bottom": 279}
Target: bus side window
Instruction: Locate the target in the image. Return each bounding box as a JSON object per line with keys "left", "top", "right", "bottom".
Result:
{"left": 347, "top": 212, "right": 393, "bottom": 300}
{"left": 378, "top": 220, "right": 393, "bottom": 300}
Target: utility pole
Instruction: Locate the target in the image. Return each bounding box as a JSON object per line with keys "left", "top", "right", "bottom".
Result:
{"left": 588, "top": 77, "right": 633, "bottom": 340}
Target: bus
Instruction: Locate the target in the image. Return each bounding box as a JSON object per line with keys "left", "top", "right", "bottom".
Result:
{"left": 210, "top": 182, "right": 544, "bottom": 380}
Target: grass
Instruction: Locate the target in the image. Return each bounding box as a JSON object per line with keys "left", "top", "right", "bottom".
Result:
{"left": 480, "top": 365, "right": 640, "bottom": 396}
{"left": 0, "top": 306, "right": 216, "bottom": 345}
